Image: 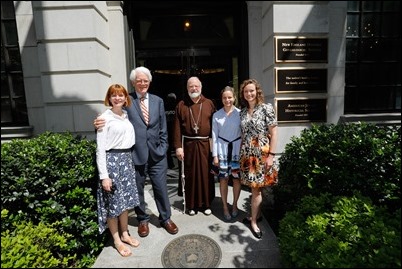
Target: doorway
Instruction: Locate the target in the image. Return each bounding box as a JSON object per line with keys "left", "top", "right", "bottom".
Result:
{"left": 124, "top": 1, "right": 248, "bottom": 108}
{"left": 138, "top": 48, "right": 236, "bottom": 109}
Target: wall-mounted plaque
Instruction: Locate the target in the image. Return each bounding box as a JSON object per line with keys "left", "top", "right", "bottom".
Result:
{"left": 276, "top": 68, "right": 327, "bottom": 93}
{"left": 276, "top": 98, "right": 327, "bottom": 123}
{"left": 275, "top": 37, "right": 328, "bottom": 63}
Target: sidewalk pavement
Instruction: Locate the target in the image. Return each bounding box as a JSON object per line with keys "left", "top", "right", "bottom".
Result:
{"left": 92, "top": 168, "right": 282, "bottom": 268}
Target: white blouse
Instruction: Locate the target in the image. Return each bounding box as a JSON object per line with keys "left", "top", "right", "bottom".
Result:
{"left": 96, "top": 109, "right": 135, "bottom": 179}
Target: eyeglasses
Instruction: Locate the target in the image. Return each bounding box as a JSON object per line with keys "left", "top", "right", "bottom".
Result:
{"left": 135, "top": 79, "right": 150, "bottom": 84}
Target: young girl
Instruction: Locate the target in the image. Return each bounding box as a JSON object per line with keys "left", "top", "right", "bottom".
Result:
{"left": 211, "top": 86, "right": 242, "bottom": 221}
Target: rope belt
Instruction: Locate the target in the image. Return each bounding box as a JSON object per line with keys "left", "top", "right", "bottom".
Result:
{"left": 182, "top": 135, "right": 209, "bottom": 140}
{"left": 218, "top": 136, "right": 241, "bottom": 163}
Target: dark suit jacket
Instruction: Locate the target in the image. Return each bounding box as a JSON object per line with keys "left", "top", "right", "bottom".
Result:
{"left": 127, "top": 92, "right": 168, "bottom": 165}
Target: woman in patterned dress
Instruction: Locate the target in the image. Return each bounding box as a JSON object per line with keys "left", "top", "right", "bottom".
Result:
{"left": 96, "top": 84, "right": 141, "bottom": 257}
{"left": 239, "top": 79, "right": 278, "bottom": 239}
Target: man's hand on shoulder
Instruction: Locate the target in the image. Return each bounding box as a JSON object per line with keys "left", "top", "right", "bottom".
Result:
{"left": 94, "top": 116, "right": 106, "bottom": 130}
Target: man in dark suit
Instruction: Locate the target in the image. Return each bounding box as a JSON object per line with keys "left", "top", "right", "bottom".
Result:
{"left": 128, "top": 66, "right": 178, "bottom": 237}
{"left": 95, "top": 66, "right": 178, "bottom": 237}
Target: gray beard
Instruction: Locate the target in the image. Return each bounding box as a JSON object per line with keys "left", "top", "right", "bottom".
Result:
{"left": 189, "top": 92, "right": 201, "bottom": 98}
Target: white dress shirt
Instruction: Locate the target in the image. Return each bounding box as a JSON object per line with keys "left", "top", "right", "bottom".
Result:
{"left": 96, "top": 109, "right": 135, "bottom": 179}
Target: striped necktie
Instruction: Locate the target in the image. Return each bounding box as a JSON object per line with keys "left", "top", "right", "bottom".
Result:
{"left": 140, "top": 96, "right": 149, "bottom": 125}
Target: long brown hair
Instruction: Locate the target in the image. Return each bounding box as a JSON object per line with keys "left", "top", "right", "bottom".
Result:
{"left": 239, "top": 79, "right": 264, "bottom": 108}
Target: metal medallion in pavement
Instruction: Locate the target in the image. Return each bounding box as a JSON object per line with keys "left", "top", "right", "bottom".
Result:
{"left": 162, "top": 234, "right": 222, "bottom": 268}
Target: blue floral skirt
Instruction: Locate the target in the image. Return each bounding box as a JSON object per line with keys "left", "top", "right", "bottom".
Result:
{"left": 97, "top": 151, "right": 140, "bottom": 234}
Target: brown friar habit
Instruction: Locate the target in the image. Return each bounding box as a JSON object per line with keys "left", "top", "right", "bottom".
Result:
{"left": 173, "top": 94, "right": 216, "bottom": 211}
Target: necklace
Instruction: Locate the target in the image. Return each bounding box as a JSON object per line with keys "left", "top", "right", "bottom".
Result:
{"left": 189, "top": 103, "right": 202, "bottom": 134}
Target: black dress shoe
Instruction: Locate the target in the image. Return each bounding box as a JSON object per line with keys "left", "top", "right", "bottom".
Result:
{"left": 250, "top": 226, "right": 262, "bottom": 239}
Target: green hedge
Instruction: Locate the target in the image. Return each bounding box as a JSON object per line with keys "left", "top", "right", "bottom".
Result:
{"left": 1, "top": 132, "right": 108, "bottom": 267}
{"left": 274, "top": 123, "right": 400, "bottom": 214}
{"left": 1, "top": 209, "right": 76, "bottom": 268}
{"left": 273, "top": 123, "right": 401, "bottom": 268}
{"left": 279, "top": 194, "right": 401, "bottom": 268}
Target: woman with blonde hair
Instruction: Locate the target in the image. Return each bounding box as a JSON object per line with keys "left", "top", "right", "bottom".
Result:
{"left": 211, "top": 86, "right": 242, "bottom": 221}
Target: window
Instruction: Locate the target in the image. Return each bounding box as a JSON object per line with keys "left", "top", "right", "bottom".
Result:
{"left": 345, "top": 1, "right": 401, "bottom": 113}
{"left": 1, "top": 1, "right": 28, "bottom": 126}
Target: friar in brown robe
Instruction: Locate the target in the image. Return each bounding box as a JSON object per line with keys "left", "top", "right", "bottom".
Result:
{"left": 173, "top": 77, "right": 216, "bottom": 214}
